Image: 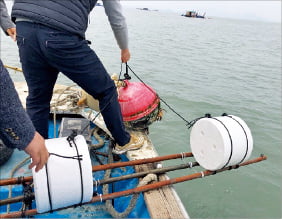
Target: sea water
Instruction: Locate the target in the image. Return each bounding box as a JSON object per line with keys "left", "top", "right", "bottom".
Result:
{"left": 1, "top": 7, "right": 281, "bottom": 219}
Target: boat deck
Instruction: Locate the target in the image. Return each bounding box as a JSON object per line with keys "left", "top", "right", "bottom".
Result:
{"left": 12, "top": 81, "right": 189, "bottom": 218}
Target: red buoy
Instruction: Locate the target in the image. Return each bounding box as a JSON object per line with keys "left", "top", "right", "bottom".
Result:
{"left": 118, "top": 80, "right": 161, "bottom": 130}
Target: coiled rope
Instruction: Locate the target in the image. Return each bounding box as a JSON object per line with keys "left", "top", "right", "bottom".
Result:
{"left": 51, "top": 85, "right": 81, "bottom": 137}
{"left": 88, "top": 127, "right": 105, "bottom": 149}
{"left": 102, "top": 144, "right": 157, "bottom": 218}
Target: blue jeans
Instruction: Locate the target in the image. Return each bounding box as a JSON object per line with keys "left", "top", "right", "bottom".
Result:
{"left": 16, "top": 21, "right": 130, "bottom": 145}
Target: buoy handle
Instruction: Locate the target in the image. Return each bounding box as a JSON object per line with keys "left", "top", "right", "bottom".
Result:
{"left": 123, "top": 62, "right": 131, "bottom": 80}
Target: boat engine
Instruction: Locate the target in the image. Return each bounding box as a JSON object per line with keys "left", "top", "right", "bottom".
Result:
{"left": 118, "top": 80, "right": 163, "bottom": 130}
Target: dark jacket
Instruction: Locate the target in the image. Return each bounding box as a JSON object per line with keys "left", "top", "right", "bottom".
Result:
{"left": 12, "top": 0, "right": 128, "bottom": 49}
{"left": 0, "top": 60, "right": 35, "bottom": 150}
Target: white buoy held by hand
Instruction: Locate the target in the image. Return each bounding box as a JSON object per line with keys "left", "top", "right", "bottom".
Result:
{"left": 32, "top": 135, "right": 93, "bottom": 213}
{"left": 190, "top": 115, "right": 253, "bottom": 171}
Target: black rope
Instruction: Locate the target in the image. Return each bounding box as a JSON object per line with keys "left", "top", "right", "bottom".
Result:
{"left": 124, "top": 65, "right": 220, "bottom": 131}
{"left": 125, "top": 64, "right": 191, "bottom": 126}
{"left": 79, "top": 63, "right": 220, "bottom": 134}
{"left": 90, "top": 150, "right": 105, "bottom": 165}
{"left": 124, "top": 63, "right": 131, "bottom": 80}
{"left": 21, "top": 208, "right": 26, "bottom": 218}
{"left": 20, "top": 182, "right": 34, "bottom": 217}
{"left": 49, "top": 153, "right": 82, "bottom": 161}
{"left": 17, "top": 176, "right": 24, "bottom": 184}
{"left": 67, "top": 129, "right": 78, "bottom": 143}
{"left": 211, "top": 117, "right": 233, "bottom": 168}
{"left": 44, "top": 131, "right": 85, "bottom": 212}
{"left": 66, "top": 131, "right": 84, "bottom": 206}
{"left": 22, "top": 182, "right": 33, "bottom": 210}
{"left": 45, "top": 163, "right": 53, "bottom": 213}
{"left": 186, "top": 113, "right": 211, "bottom": 129}
{"left": 80, "top": 63, "right": 200, "bottom": 134}
{"left": 226, "top": 115, "right": 249, "bottom": 163}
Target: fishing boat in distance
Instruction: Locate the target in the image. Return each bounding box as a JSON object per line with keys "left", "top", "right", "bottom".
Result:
{"left": 136, "top": 8, "right": 158, "bottom": 12}
{"left": 182, "top": 10, "right": 206, "bottom": 19}
{"left": 0, "top": 65, "right": 266, "bottom": 218}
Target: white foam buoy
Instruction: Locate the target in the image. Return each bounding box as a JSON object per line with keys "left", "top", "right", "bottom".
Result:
{"left": 32, "top": 135, "right": 93, "bottom": 213}
{"left": 190, "top": 115, "right": 253, "bottom": 171}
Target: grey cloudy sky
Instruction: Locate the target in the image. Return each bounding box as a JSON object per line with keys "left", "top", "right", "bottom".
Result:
{"left": 121, "top": 1, "right": 281, "bottom": 23}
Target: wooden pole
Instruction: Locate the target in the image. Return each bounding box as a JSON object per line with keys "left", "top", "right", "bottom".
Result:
{"left": 0, "top": 155, "right": 267, "bottom": 218}
{"left": 92, "top": 152, "right": 193, "bottom": 172}
{"left": 3, "top": 65, "right": 23, "bottom": 72}
{"left": 0, "top": 162, "right": 199, "bottom": 206}
{"left": 0, "top": 152, "right": 193, "bottom": 186}
{"left": 0, "top": 176, "right": 33, "bottom": 187}
{"left": 0, "top": 194, "right": 34, "bottom": 206}
{"left": 97, "top": 161, "right": 199, "bottom": 185}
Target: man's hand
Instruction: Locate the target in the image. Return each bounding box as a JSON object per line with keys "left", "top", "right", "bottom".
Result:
{"left": 6, "top": 27, "right": 16, "bottom": 41}
{"left": 121, "top": 48, "right": 130, "bottom": 63}
{"left": 24, "top": 131, "right": 49, "bottom": 172}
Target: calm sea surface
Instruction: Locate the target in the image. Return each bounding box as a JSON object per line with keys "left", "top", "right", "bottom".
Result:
{"left": 1, "top": 7, "right": 281, "bottom": 219}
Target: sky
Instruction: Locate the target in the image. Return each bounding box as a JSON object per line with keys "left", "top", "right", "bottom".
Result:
{"left": 120, "top": 1, "right": 281, "bottom": 23}
{"left": 3, "top": 0, "right": 281, "bottom": 23}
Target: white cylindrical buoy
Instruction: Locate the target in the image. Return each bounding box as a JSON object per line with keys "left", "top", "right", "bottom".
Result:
{"left": 190, "top": 115, "right": 253, "bottom": 171}
{"left": 32, "top": 135, "right": 93, "bottom": 213}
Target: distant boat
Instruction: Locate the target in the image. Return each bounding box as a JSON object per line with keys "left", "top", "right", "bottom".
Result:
{"left": 137, "top": 8, "right": 158, "bottom": 12}
{"left": 138, "top": 7, "right": 149, "bottom": 11}
{"left": 182, "top": 11, "right": 206, "bottom": 19}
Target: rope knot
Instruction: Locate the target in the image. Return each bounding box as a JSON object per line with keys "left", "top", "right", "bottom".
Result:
{"left": 67, "top": 130, "right": 78, "bottom": 147}
{"left": 22, "top": 182, "right": 33, "bottom": 209}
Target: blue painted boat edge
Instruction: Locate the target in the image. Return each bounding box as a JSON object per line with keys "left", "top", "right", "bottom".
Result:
{"left": 0, "top": 116, "right": 150, "bottom": 218}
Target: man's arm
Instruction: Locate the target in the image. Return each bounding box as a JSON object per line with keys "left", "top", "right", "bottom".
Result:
{"left": 0, "top": 60, "right": 49, "bottom": 172}
{"left": 0, "top": 0, "right": 16, "bottom": 40}
{"left": 102, "top": 0, "right": 130, "bottom": 62}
